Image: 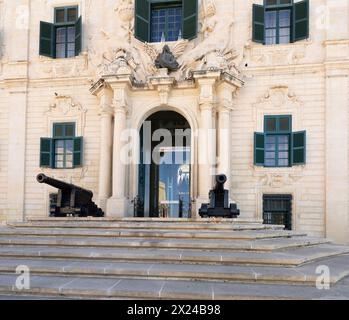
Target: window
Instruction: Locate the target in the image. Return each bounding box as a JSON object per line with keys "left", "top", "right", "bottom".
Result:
{"left": 252, "top": 0, "right": 309, "bottom": 45}
{"left": 53, "top": 123, "right": 75, "bottom": 168}
{"left": 39, "top": 6, "right": 82, "bottom": 58}
{"left": 40, "top": 123, "right": 83, "bottom": 169}
{"left": 263, "top": 194, "right": 292, "bottom": 230}
{"left": 151, "top": 4, "right": 183, "bottom": 42}
{"left": 254, "top": 115, "right": 306, "bottom": 167}
{"left": 135, "top": 0, "right": 198, "bottom": 43}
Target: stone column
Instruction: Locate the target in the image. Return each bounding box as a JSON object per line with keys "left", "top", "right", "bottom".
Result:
{"left": 198, "top": 103, "right": 216, "bottom": 199}
{"left": 106, "top": 78, "right": 131, "bottom": 217}
{"left": 194, "top": 75, "right": 219, "bottom": 210}
{"left": 97, "top": 89, "right": 113, "bottom": 212}
{"left": 217, "top": 105, "right": 231, "bottom": 190}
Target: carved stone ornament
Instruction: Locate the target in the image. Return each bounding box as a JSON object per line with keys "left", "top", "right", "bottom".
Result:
{"left": 89, "top": 0, "right": 242, "bottom": 82}
{"left": 256, "top": 86, "right": 301, "bottom": 109}
{"left": 48, "top": 95, "right": 86, "bottom": 116}
{"left": 155, "top": 45, "right": 180, "bottom": 72}
{"left": 256, "top": 172, "right": 303, "bottom": 188}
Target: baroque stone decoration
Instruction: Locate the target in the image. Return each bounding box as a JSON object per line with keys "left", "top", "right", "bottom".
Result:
{"left": 255, "top": 171, "right": 303, "bottom": 188}
{"left": 155, "top": 45, "right": 180, "bottom": 72}
{"left": 47, "top": 94, "right": 87, "bottom": 117}
{"left": 90, "top": 0, "right": 241, "bottom": 83}
{"left": 244, "top": 41, "right": 308, "bottom": 67}
{"left": 256, "top": 85, "right": 301, "bottom": 109}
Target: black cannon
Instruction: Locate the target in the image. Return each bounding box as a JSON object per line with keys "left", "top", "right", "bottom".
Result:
{"left": 37, "top": 173, "right": 104, "bottom": 217}
{"left": 199, "top": 174, "right": 240, "bottom": 218}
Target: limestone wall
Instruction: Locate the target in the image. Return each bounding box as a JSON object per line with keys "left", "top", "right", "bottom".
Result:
{"left": 0, "top": 0, "right": 348, "bottom": 243}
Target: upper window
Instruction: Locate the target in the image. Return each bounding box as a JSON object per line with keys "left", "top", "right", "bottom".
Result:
{"left": 39, "top": 6, "right": 82, "bottom": 59}
{"left": 40, "top": 123, "right": 83, "bottom": 169}
{"left": 151, "top": 3, "right": 183, "bottom": 42}
{"left": 252, "top": 0, "right": 309, "bottom": 45}
{"left": 135, "top": 0, "right": 198, "bottom": 43}
{"left": 254, "top": 115, "right": 306, "bottom": 167}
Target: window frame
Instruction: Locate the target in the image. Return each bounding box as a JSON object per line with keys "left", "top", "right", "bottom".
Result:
{"left": 264, "top": 115, "right": 292, "bottom": 168}
{"left": 150, "top": 0, "right": 183, "bottom": 43}
{"left": 54, "top": 5, "right": 79, "bottom": 58}
{"left": 264, "top": 1, "right": 293, "bottom": 45}
{"left": 54, "top": 6, "right": 78, "bottom": 25}
{"left": 52, "top": 122, "right": 76, "bottom": 169}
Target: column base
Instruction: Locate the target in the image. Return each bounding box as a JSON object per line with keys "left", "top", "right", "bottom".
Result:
{"left": 98, "top": 198, "right": 108, "bottom": 213}
{"left": 106, "top": 197, "right": 131, "bottom": 218}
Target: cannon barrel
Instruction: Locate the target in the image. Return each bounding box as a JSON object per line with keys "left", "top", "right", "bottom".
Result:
{"left": 36, "top": 173, "right": 93, "bottom": 198}
{"left": 214, "top": 174, "right": 227, "bottom": 192}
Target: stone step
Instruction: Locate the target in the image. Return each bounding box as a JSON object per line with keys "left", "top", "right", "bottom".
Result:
{"left": 0, "top": 243, "right": 348, "bottom": 267}
{"left": 1, "top": 254, "right": 349, "bottom": 285}
{"left": 0, "top": 273, "right": 348, "bottom": 300}
{"left": 8, "top": 219, "right": 283, "bottom": 231}
{"left": 0, "top": 227, "right": 306, "bottom": 241}
{"left": 0, "top": 235, "right": 329, "bottom": 252}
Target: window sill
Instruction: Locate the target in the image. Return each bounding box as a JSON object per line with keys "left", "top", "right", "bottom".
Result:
{"left": 245, "top": 39, "right": 312, "bottom": 67}
{"left": 253, "top": 165, "right": 305, "bottom": 173}
{"left": 39, "top": 52, "right": 87, "bottom": 62}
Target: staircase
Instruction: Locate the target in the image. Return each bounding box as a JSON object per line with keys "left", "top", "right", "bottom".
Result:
{"left": 0, "top": 218, "right": 349, "bottom": 300}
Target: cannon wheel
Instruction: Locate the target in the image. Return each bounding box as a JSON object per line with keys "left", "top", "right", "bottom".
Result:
{"left": 79, "top": 206, "right": 89, "bottom": 217}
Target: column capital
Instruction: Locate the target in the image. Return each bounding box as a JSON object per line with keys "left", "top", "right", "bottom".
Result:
{"left": 217, "top": 100, "right": 234, "bottom": 113}
{"left": 100, "top": 104, "right": 114, "bottom": 116}
{"left": 199, "top": 101, "right": 216, "bottom": 112}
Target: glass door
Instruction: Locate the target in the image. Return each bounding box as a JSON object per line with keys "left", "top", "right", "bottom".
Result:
{"left": 157, "top": 147, "right": 191, "bottom": 218}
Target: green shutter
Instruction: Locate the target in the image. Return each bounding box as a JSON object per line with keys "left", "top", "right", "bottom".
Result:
{"left": 39, "top": 21, "right": 55, "bottom": 58}
{"left": 75, "top": 16, "right": 82, "bottom": 56}
{"left": 73, "top": 137, "right": 83, "bottom": 167}
{"left": 293, "top": 0, "right": 309, "bottom": 42}
{"left": 135, "top": 0, "right": 150, "bottom": 42}
{"left": 252, "top": 4, "right": 265, "bottom": 44}
{"left": 292, "top": 131, "right": 306, "bottom": 165}
{"left": 183, "top": 0, "right": 198, "bottom": 40}
{"left": 254, "top": 133, "right": 265, "bottom": 166}
{"left": 40, "top": 138, "right": 53, "bottom": 167}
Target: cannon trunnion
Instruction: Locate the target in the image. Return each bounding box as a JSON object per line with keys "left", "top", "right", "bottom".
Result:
{"left": 37, "top": 173, "right": 104, "bottom": 218}
{"left": 199, "top": 174, "right": 240, "bottom": 219}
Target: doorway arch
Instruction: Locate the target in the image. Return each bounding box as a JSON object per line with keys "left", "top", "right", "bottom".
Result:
{"left": 137, "top": 111, "right": 192, "bottom": 218}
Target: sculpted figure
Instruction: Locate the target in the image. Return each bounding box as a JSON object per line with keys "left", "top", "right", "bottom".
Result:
{"left": 155, "top": 45, "right": 180, "bottom": 72}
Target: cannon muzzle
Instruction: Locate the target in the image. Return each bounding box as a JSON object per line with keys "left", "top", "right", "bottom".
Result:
{"left": 37, "top": 173, "right": 48, "bottom": 184}
{"left": 214, "top": 174, "right": 227, "bottom": 191}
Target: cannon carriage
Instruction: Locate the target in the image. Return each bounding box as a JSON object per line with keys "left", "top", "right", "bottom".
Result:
{"left": 199, "top": 174, "right": 240, "bottom": 218}
{"left": 37, "top": 173, "right": 104, "bottom": 217}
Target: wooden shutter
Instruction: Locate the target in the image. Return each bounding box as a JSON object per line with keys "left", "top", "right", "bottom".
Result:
{"left": 292, "top": 131, "right": 306, "bottom": 165}
{"left": 252, "top": 4, "right": 265, "bottom": 44}
{"left": 75, "top": 16, "right": 82, "bottom": 56}
{"left": 293, "top": 0, "right": 309, "bottom": 42}
{"left": 39, "top": 21, "right": 55, "bottom": 58}
{"left": 183, "top": 0, "right": 198, "bottom": 40}
{"left": 135, "top": 0, "right": 150, "bottom": 42}
{"left": 254, "top": 133, "right": 265, "bottom": 166}
{"left": 73, "top": 137, "right": 83, "bottom": 167}
{"left": 40, "top": 138, "right": 53, "bottom": 167}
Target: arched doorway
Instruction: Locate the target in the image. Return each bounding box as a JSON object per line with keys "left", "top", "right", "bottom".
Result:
{"left": 137, "top": 111, "right": 191, "bottom": 218}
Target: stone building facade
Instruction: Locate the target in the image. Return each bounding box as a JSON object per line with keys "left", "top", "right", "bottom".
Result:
{"left": 0, "top": 0, "right": 348, "bottom": 244}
